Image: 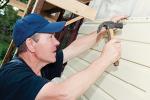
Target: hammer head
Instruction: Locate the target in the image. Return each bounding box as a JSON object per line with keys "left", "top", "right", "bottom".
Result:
{"left": 103, "top": 21, "right": 123, "bottom": 29}
{"left": 97, "top": 21, "right": 123, "bottom": 33}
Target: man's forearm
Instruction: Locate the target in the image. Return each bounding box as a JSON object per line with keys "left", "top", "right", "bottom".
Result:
{"left": 63, "top": 31, "right": 100, "bottom": 63}
{"left": 60, "top": 56, "right": 110, "bottom": 99}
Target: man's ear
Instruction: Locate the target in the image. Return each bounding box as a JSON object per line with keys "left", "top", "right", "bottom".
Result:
{"left": 25, "top": 38, "right": 36, "bottom": 52}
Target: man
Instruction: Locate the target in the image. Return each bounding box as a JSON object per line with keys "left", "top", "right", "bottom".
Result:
{"left": 0, "top": 13, "right": 123, "bottom": 100}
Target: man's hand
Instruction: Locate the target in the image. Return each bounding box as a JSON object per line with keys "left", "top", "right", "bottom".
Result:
{"left": 96, "top": 27, "right": 106, "bottom": 42}
{"left": 96, "top": 15, "right": 127, "bottom": 42}
{"left": 100, "top": 38, "right": 121, "bottom": 64}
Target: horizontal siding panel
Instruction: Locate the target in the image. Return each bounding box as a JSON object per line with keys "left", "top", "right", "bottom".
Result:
{"left": 79, "top": 19, "right": 150, "bottom": 43}
{"left": 116, "top": 22, "right": 150, "bottom": 43}
{"left": 92, "top": 39, "right": 150, "bottom": 67}
{"left": 95, "top": 73, "right": 147, "bottom": 100}
{"left": 68, "top": 57, "right": 150, "bottom": 93}
{"left": 107, "top": 60, "right": 150, "bottom": 92}
{"left": 78, "top": 50, "right": 100, "bottom": 62}
{"left": 62, "top": 65, "right": 76, "bottom": 77}
{"left": 67, "top": 58, "right": 89, "bottom": 71}
{"left": 121, "top": 41, "right": 150, "bottom": 67}
{"left": 77, "top": 96, "right": 88, "bottom": 100}
{"left": 84, "top": 85, "right": 115, "bottom": 100}
{"left": 79, "top": 24, "right": 98, "bottom": 34}
{"left": 66, "top": 57, "right": 149, "bottom": 100}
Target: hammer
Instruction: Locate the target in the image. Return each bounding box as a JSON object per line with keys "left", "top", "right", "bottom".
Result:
{"left": 97, "top": 21, "right": 123, "bottom": 66}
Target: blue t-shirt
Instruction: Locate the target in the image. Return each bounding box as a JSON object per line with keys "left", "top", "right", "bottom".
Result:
{"left": 0, "top": 50, "right": 64, "bottom": 100}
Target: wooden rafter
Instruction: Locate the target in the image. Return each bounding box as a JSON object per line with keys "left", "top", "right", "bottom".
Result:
{"left": 8, "top": 0, "right": 27, "bottom": 11}
{"left": 45, "top": 0, "right": 96, "bottom": 20}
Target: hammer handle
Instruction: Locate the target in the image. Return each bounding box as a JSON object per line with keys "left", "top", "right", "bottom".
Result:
{"left": 108, "top": 29, "right": 114, "bottom": 39}
{"left": 108, "top": 29, "right": 119, "bottom": 66}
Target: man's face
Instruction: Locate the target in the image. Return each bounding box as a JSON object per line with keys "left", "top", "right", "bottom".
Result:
{"left": 33, "top": 33, "right": 60, "bottom": 64}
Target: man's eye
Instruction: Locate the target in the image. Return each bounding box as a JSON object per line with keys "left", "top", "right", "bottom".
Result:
{"left": 49, "top": 33, "right": 55, "bottom": 38}
{"left": 49, "top": 35, "right": 53, "bottom": 38}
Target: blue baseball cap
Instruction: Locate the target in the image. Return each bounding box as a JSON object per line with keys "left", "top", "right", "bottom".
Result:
{"left": 12, "top": 13, "right": 66, "bottom": 47}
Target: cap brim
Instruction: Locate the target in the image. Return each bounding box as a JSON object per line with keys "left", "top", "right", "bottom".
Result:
{"left": 37, "top": 21, "right": 66, "bottom": 33}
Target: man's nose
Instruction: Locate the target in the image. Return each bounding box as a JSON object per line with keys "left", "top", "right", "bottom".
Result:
{"left": 53, "top": 37, "right": 60, "bottom": 46}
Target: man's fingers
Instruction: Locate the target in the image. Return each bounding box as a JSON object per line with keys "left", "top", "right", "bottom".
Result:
{"left": 111, "top": 15, "right": 128, "bottom": 23}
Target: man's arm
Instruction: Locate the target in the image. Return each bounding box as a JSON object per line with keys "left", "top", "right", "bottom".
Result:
{"left": 63, "top": 16, "right": 127, "bottom": 63}
{"left": 35, "top": 38, "right": 121, "bottom": 100}
{"left": 63, "top": 30, "right": 104, "bottom": 63}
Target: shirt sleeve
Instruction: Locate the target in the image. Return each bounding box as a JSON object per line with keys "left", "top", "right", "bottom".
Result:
{"left": 41, "top": 50, "right": 64, "bottom": 80}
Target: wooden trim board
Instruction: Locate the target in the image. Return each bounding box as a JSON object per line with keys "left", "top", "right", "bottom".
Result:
{"left": 8, "top": 0, "right": 27, "bottom": 11}
{"left": 46, "top": 0, "right": 96, "bottom": 20}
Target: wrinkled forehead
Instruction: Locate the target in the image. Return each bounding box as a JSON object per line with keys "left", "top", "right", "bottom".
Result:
{"left": 32, "top": 32, "right": 56, "bottom": 39}
{"left": 32, "top": 32, "right": 55, "bottom": 37}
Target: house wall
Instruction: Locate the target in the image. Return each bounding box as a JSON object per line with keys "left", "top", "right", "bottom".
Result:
{"left": 61, "top": 18, "right": 150, "bottom": 100}
{"left": 89, "top": 0, "right": 150, "bottom": 19}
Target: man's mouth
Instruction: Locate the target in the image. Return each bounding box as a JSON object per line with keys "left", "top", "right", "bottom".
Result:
{"left": 53, "top": 50, "right": 56, "bottom": 55}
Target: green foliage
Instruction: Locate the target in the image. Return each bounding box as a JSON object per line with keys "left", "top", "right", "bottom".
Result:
{"left": 0, "top": 5, "right": 20, "bottom": 62}
{"left": 20, "top": 0, "right": 29, "bottom": 4}
{"left": 0, "top": 41, "right": 8, "bottom": 62}
{"left": 0, "top": 46, "right": 7, "bottom": 60}
{"left": 0, "top": 5, "right": 20, "bottom": 43}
